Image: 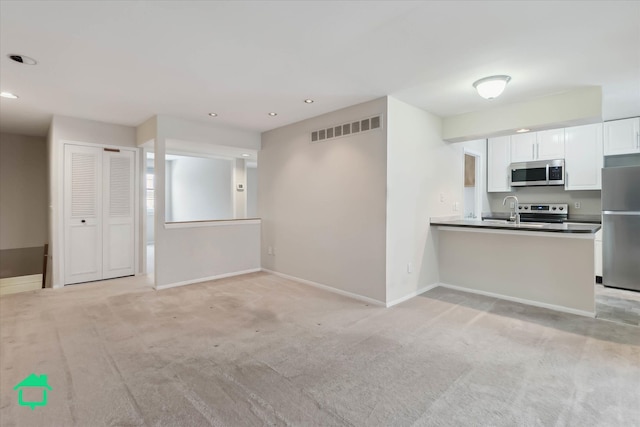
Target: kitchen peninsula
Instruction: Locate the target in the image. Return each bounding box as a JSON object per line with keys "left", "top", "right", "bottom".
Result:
{"left": 430, "top": 219, "right": 601, "bottom": 317}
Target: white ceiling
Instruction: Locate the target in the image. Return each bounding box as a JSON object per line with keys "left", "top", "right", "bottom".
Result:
{"left": 1, "top": 1, "right": 639, "bottom": 137}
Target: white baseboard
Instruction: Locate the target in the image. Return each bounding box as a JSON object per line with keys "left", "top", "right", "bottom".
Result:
{"left": 386, "top": 283, "right": 439, "bottom": 307}
{"left": 261, "top": 269, "right": 386, "bottom": 307}
{"left": 0, "top": 274, "right": 42, "bottom": 296}
{"left": 155, "top": 268, "right": 262, "bottom": 290}
{"left": 437, "top": 282, "right": 596, "bottom": 318}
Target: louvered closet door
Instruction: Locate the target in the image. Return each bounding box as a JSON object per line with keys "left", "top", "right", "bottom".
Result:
{"left": 64, "top": 145, "right": 103, "bottom": 284}
{"left": 102, "top": 149, "right": 135, "bottom": 279}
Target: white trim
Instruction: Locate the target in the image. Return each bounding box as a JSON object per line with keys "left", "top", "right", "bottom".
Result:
{"left": 164, "top": 219, "right": 261, "bottom": 229}
{"left": 262, "top": 269, "right": 386, "bottom": 307}
{"left": 155, "top": 268, "right": 261, "bottom": 290}
{"left": 385, "top": 283, "right": 439, "bottom": 307}
{"left": 437, "top": 282, "right": 596, "bottom": 318}
{"left": 435, "top": 225, "right": 596, "bottom": 239}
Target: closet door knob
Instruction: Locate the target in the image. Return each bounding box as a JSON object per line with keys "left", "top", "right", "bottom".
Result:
{"left": 81, "top": 219, "right": 86, "bottom": 223}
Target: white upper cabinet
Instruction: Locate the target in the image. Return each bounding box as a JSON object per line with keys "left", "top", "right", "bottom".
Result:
{"left": 536, "top": 128, "right": 566, "bottom": 160}
{"left": 510, "top": 129, "right": 565, "bottom": 162}
{"left": 487, "top": 136, "right": 511, "bottom": 192}
{"left": 564, "top": 123, "right": 603, "bottom": 191}
{"left": 604, "top": 117, "right": 640, "bottom": 155}
{"left": 509, "top": 133, "right": 537, "bottom": 162}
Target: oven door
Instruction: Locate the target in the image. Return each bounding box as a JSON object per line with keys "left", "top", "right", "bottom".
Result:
{"left": 510, "top": 162, "right": 548, "bottom": 186}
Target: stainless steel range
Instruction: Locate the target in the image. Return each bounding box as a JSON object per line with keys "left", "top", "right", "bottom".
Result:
{"left": 516, "top": 203, "right": 568, "bottom": 223}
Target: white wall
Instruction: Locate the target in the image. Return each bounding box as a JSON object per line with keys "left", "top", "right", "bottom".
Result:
{"left": 49, "top": 115, "right": 138, "bottom": 288}
{"left": 386, "top": 97, "right": 466, "bottom": 304}
{"left": 153, "top": 116, "right": 261, "bottom": 288}
{"left": 0, "top": 133, "right": 48, "bottom": 250}
{"left": 464, "top": 187, "right": 476, "bottom": 218}
{"left": 442, "top": 87, "right": 602, "bottom": 142}
{"left": 167, "top": 156, "right": 233, "bottom": 222}
{"left": 260, "top": 98, "right": 388, "bottom": 303}
{"left": 246, "top": 166, "right": 258, "bottom": 218}
{"left": 233, "top": 158, "right": 247, "bottom": 218}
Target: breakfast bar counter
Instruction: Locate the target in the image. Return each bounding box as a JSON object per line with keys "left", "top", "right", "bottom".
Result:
{"left": 430, "top": 219, "right": 600, "bottom": 234}
{"left": 430, "top": 219, "right": 598, "bottom": 317}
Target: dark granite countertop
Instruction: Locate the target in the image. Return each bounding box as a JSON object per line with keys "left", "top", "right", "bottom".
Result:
{"left": 431, "top": 219, "right": 601, "bottom": 234}
{"left": 481, "top": 213, "right": 601, "bottom": 224}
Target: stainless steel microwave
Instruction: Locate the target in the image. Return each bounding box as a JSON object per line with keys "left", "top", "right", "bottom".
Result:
{"left": 509, "top": 159, "right": 565, "bottom": 187}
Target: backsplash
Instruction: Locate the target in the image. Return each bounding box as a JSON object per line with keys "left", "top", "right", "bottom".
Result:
{"left": 487, "top": 187, "right": 602, "bottom": 216}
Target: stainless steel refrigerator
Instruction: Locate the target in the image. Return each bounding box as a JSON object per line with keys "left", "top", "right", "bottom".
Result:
{"left": 602, "top": 165, "right": 640, "bottom": 291}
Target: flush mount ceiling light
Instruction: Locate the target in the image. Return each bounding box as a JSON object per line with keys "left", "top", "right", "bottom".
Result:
{"left": 268, "top": 112, "right": 278, "bottom": 116}
{"left": 208, "top": 112, "right": 218, "bottom": 117}
{"left": 472, "top": 75, "right": 511, "bottom": 99}
{"left": 516, "top": 128, "right": 531, "bottom": 133}
{"left": 304, "top": 99, "right": 314, "bottom": 104}
{"left": 8, "top": 54, "right": 37, "bottom": 65}
{"left": 0, "top": 91, "right": 18, "bottom": 99}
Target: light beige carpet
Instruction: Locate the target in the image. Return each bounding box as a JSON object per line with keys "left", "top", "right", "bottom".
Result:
{"left": 1, "top": 272, "right": 638, "bottom": 426}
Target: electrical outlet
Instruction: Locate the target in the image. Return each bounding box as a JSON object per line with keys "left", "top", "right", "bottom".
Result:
{"left": 574, "top": 202, "right": 581, "bottom": 209}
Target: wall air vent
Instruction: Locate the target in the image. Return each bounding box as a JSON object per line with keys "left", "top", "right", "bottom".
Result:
{"left": 310, "top": 114, "right": 383, "bottom": 143}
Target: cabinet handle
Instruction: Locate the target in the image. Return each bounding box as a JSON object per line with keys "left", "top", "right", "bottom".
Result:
{"left": 637, "top": 131, "right": 639, "bottom": 149}
{"left": 532, "top": 145, "right": 535, "bottom": 159}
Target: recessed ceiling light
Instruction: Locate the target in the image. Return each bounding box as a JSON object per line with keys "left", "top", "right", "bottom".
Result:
{"left": 304, "top": 99, "right": 314, "bottom": 104}
{"left": 8, "top": 54, "right": 37, "bottom": 65}
{"left": 0, "top": 92, "right": 18, "bottom": 99}
{"left": 208, "top": 113, "right": 218, "bottom": 117}
{"left": 473, "top": 75, "right": 511, "bottom": 99}
{"left": 241, "top": 153, "right": 250, "bottom": 157}
{"left": 268, "top": 112, "right": 278, "bottom": 116}
{"left": 516, "top": 128, "right": 531, "bottom": 133}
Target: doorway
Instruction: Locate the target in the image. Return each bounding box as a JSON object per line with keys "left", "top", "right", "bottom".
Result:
{"left": 463, "top": 149, "right": 482, "bottom": 219}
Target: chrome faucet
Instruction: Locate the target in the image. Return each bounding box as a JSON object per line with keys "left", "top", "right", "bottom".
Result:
{"left": 503, "top": 195, "right": 520, "bottom": 224}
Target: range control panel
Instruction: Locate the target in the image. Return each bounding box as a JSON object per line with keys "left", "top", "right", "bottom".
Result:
{"left": 517, "top": 203, "right": 568, "bottom": 214}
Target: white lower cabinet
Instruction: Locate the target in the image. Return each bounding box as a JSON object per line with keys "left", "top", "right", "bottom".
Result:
{"left": 64, "top": 144, "right": 136, "bottom": 285}
{"left": 564, "top": 123, "right": 603, "bottom": 190}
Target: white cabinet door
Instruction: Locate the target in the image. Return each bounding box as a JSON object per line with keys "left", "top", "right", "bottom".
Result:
{"left": 64, "top": 145, "right": 103, "bottom": 285}
{"left": 487, "top": 136, "right": 511, "bottom": 192}
{"left": 510, "top": 133, "right": 537, "bottom": 162}
{"left": 64, "top": 145, "right": 136, "bottom": 285}
{"left": 564, "top": 123, "right": 603, "bottom": 190}
{"left": 536, "top": 128, "right": 565, "bottom": 160}
{"left": 102, "top": 150, "right": 135, "bottom": 280}
{"left": 604, "top": 117, "right": 640, "bottom": 155}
